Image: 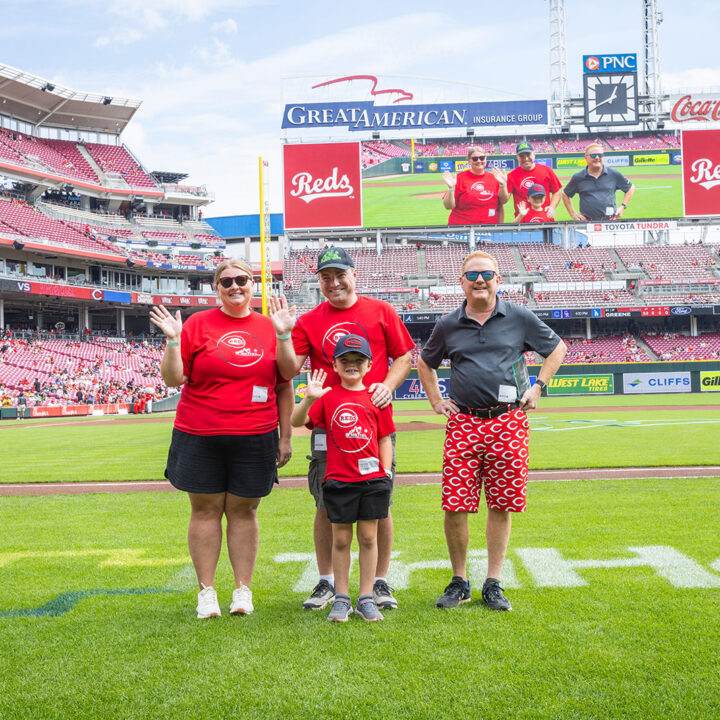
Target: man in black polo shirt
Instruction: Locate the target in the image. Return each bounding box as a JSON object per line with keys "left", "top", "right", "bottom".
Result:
{"left": 418, "top": 251, "right": 566, "bottom": 611}
{"left": 562, "top": 142, "right": 635, "bottom": 221}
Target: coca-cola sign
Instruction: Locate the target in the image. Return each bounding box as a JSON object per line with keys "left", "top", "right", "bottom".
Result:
{"left": 671, "top": 94, "right": 720, "bottom": 123}
{"left": 682, "top": 129, "right": 720, "bottom": 217}
{"left": 283, "top": 142, "right": 362, "bottom": 229}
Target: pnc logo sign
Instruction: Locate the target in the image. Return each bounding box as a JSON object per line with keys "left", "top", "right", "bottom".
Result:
{"left": 583, "top": 53, "right": 637, "bottom": 73}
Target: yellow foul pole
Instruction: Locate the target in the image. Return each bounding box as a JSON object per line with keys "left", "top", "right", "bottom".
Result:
{"left": 258, "top": 157, "right": 271, "bottom": 315}
{"left": 411, "top": 138, "right": 415, "bottom": 175}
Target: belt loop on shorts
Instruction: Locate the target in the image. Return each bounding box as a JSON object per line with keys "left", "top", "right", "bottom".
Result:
{"left": 456, "top": 402, "right": 519, "bottom": 419}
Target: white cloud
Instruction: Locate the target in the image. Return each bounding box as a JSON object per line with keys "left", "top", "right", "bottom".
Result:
{"left": 211, "top": 18, "right": 238, "bottom": 34}
{"left": 662, "top": 69, "right": 720, "bottom": 93}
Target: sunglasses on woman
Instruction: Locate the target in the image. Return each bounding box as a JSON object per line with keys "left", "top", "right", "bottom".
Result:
{"left": 463, "top": 269, "right": 498, "bottom": 281}
{"left": 218, "top": 275, "right": 251, "bottom": 288}
{"left": 470, "top": 156, "right": 486, "bottom": 162}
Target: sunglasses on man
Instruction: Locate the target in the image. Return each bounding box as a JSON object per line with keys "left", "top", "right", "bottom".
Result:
{"left": 470, "top": 156, "right": 486, "bottom": 162}
{"left": 463, "top": 269, "right": 498, "bottom": 282}
{"left": 218, "top": 275, "right": 251, "bottom": 288}
{"left": 587, "top": 153, "right": 604, "bottom": 159}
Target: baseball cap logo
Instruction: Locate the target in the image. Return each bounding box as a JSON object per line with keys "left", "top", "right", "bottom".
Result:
{"left": 321, "top": 250, "right": 341, "bottom": 263}
{"left": 342, "top": 336, "right": 362, "bottom": 349}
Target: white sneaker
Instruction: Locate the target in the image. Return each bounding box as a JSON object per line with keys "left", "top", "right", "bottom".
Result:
{"left": 230, "top": 584, "right": 254, "bottom": 615}
{"left": 196, "top": 584, "right": 221, "bottom": 619}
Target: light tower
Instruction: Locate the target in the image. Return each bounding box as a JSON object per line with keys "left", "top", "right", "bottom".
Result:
{"left": 549, "top": 0, "right": 570, "bottom": 130}
{"left": 641, "top": 0, "right": 664, "bottom": 128}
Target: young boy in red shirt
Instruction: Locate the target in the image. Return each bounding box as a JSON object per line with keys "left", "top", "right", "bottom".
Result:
{"left": 291, "top": 334, "right": 394, "bottom": 622}
{"left": 514, "top": 183, "right": 552, "bottom": 223}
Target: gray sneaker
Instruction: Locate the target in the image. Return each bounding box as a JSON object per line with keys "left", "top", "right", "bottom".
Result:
{"left": 372, "top": 579, "right": 398, "bottom": 610}
{"left": 482, "top": 578, "right": 512, "bottom": 611}
{"left": 303, "top": 579, "right": 335, "bottom": 610}
{"left": 355, "top": 596, "right": 384, "bottom": 622}
{"left": 327, "top": 595, "right": 352, "bottom": 622}
{"left": 435, "top": 576, "right": 471, "bottom": 609}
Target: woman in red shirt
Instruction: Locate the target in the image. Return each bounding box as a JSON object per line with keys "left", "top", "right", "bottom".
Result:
{"left": 150, "top": 259, "right": 293, "bottom": 619}
{"left": 442, "top": 146, "right": 509, "bottom": 225}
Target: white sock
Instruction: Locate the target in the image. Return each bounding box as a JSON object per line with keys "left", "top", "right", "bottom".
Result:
{"left": 374, "top": 576, "right": 387, "bottom": 584}
{"left": 320, "top": 574, "right": 334, "bottom": 585}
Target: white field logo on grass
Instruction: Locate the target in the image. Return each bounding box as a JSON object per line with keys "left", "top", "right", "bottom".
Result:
{"left": 275, "top": 546, "right": 720, "bottom": 591}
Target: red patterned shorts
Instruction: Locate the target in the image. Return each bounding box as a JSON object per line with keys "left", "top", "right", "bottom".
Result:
{"left": 442, "top": 408, "right": 529, "bottom": 513}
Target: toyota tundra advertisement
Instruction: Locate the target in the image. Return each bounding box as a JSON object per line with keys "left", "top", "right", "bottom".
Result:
{"left": 283, "top": 142, "right": 363, "bottom": 229}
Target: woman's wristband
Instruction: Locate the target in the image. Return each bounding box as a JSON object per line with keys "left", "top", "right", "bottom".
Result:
{"left": 166, "top": 340, "right": 180, "bottom": 346}
{"left": 276, "top": 332, "right": 292, "bottom": 340}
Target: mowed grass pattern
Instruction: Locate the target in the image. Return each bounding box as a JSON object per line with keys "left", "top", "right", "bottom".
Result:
{"left": 362, "top": 165, "right": 682, "bottom": 227}
{"left": 1, "top": 479, "right": 719, "bottom": 719}
{"left": 2, "top": 394, "right": 719, "bottom": 483}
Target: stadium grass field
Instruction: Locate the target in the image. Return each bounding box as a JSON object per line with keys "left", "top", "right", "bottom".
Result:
{"left": 2, "top": 476, "right": 719, "bottom": 719}
{"left": 361, "top": 165, "right": 682, "bottom": 227}
{"left": 2, "top": 394, "right": 718, "bottom": 484}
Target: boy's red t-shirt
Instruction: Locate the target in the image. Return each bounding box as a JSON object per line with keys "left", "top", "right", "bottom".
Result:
{"left": 520, "top": 208, "right": 551, "bottom": 223}
{"left": 175, "top": 308, "right": 283, "bottom": 435}
{"left": 307, "top": 385, "right": 395, "bottom": 483}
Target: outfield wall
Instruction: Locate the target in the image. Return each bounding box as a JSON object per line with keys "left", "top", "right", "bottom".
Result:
{"left": 391, "top": 361, "right": 720, "bottom": 400}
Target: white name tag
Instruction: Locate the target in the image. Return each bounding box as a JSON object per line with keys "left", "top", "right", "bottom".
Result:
{"left": 606, "top": 206, "right": 615, "bottom": 216}
{"left": 358, "top": 457, "right": 380, "bottom": 475}
{"left": 251, "top": 386, "right": 268, "bottom": 403}
{"left": 488, "top": 208, "right": 496, "bottom": 217}
{"left": 498, "top": 384, "right": 518, "bottom": 402}
{"left": 313, "top": 432, "right": 327, "bottom": 451}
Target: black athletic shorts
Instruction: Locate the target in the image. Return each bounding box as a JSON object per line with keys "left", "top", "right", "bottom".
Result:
{"left": 165, "top": 427, "right": 278, "bottom": 497}
{"left": 322, "top": 476, "right": 392, "bottom": 525}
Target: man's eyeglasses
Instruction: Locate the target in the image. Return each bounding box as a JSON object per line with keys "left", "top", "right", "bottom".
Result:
{"left": 463, "top": 269, "right": 498, "bottom": 282}
{"left": 470, "top": 156, "right": 486, "bottom": 162}
{"left": 218, "top": 275, "right": 251, "bottom": 288}
{"left": 587, "top": 153, "right": 604, "bottom": 159}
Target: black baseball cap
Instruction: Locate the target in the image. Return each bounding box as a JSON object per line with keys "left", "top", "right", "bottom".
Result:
{"left": 316, "top": 247, "right": 355, "bottom": 273}
{"left": 333, "top": 334, "right": 372, "bottom": 359}
{"left": 516, "top": 141, "right": 534, "bottom": 155}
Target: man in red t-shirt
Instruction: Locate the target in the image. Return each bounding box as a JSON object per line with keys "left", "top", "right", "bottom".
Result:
{"left": 270, "top": 247, "right": 413, "bottom": 612}
{"left": 506, "top": 142, "right": 562, "bottom": 219}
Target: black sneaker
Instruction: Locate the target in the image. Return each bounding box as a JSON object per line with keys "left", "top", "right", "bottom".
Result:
{"left": 302, "top": 579, "right": 335, "bottom": 610}
{"left": 482, "top": 578, "right": 512, "bottom": 611}
{"left": 373, "top": 579, "right": 398, "bottom": 610}
{"left": 435, "top": 576, "right": 471, "bottom": 608}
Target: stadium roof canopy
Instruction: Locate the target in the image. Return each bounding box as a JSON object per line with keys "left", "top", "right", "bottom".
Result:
{"left": 0, "top": 63, "right": 141, "bottom": 135}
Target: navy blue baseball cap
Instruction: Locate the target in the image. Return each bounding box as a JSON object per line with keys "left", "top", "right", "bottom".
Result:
{"left": 333, "top": 334, "right": 372, "bottom": 359}
{"left": 516, "top": 141, "right": 534, "bottom": 155}
{"left": 316, "top": 246, "right": 355, "bottom": 273}
{"left": 527, "top": 183, "right": 546, "bottom": 198}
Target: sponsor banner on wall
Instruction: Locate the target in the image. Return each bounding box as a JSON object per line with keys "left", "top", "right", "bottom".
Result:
{"left": 682, "top": 129, "right": 720, "bottom": 217}
{"left": 700, "top": 371, "right": 720, "bottom": 391}
{"left": 605, "top": 155, "right": 630, "bottom": 167}
{"left": 439, "top": 160, "right": 453, "bottom": 172}
{"left": 282, "top": 100, "right": 548, "bottom": 131}
{"left": 130, "top": 293, "right": 218, "bottom": 307}
{"left": 400, "top": 162, "right": 411, "bottom": 173}
{"left": 283, "top": 142, "right": 363, "bottom": 229}
{"left": 30, "top": 403, "right": 130, "bottom": 418}
{"left": 556, "top": 157, "right": 587, "bottom": 167}
{"left": 413, "top": 161, "right": 425, "bottom": 173}
{"left": 455, "top": 160, "right": 470, "bottom": 172}
{"left": 671, "top": 152, "right": 682, "bottom": 165}
{"left": 586, "top": 220, "right": 678, "bottom": 233}
{"left": 487, "top": 157, "right": 515, "bottom": 170}
{"left": 623, "top": 372, "right": 691, "bottom": 394}
{"left": 547, "top": 374, "right": 614, "bottom": 395}
{"left": 103, "top": 290, "right": 132, "bottom": 303}
{"left": 394, "top": 377, "right": 449, "bottom": 400}
{"left": 633, "top": 154, "right": 669, "bottom": 166}
{"left": 534, "top": 157, "right": 553, "bottom": 168}
{"left": 671, "top": 93, "right": 720, "bottom": 123}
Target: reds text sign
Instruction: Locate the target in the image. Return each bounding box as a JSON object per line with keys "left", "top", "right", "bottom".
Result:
{"left": 682, "top": 129, "right": 720, "bottom": 217}
{"left": 283, "top": 142, "right": 362, "bottom": 229}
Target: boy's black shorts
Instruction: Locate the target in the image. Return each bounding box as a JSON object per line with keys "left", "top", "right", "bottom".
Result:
{"left": 323, "top": 476, "right": 392, "bottom": 524}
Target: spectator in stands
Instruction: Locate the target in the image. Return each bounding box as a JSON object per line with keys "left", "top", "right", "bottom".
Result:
{"left": 506, "top": 142, "right": 562, "bottom": 219}
{"left": 269, "top": 247, "right": 414, "bottom": 613}
{"left": 150, "top": 259, "right": 293, "bottom": 619}
{"left": 442, "top": 147, "right": 509, "bottom": 225}
{"left": 417, "top": 250, "right": 566, "bottom": 612}
{"left": 562, "top": 143, "right": 635, "bottom": 221}
{"left": 514, "top": 184, "right": 551, "bottom": 223}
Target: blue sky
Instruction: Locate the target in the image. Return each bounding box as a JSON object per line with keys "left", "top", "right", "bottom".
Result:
{"left": 2, "top": 0, "right": 719, "bottom": 217}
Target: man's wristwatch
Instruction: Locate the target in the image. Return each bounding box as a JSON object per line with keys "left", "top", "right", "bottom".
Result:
{"left": 621, "top": 202, "right": 627, "bottom": 209}
{"left": 534, "top": 379, "right": 547, "bottom": 390}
